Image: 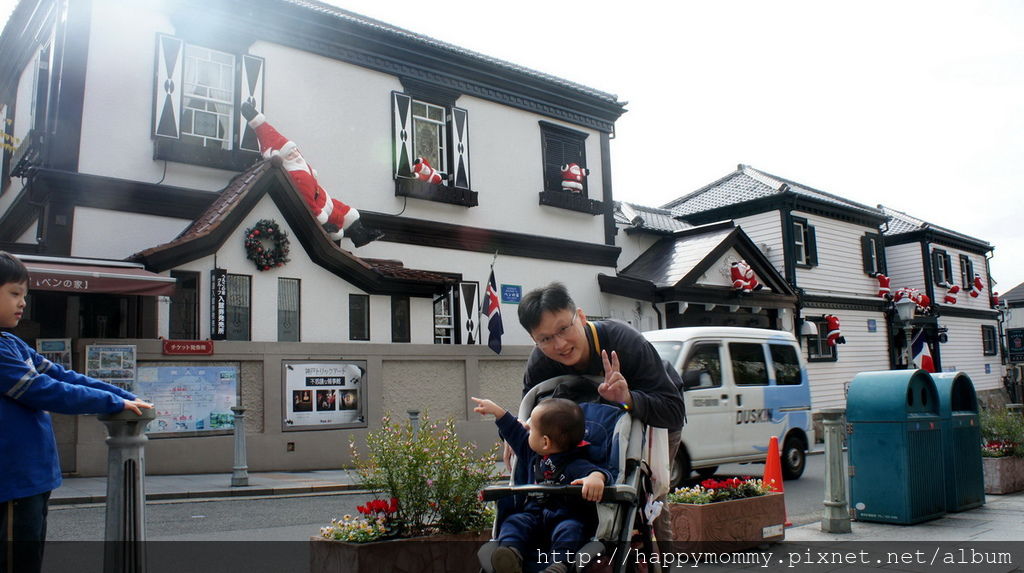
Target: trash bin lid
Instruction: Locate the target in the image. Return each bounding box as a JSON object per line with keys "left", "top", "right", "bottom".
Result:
{"left": 847, "top": 369, "right": 940, "bottom": 422}
{"left": 932, "top": 371, "right": 979, "bottom": 417}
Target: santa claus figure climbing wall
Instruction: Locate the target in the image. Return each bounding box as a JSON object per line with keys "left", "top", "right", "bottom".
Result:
{"left": 241, "top": 103, "right": 382, "bottom": 247}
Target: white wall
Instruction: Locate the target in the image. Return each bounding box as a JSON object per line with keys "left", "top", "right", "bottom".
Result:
{"left": 614, "top": 227, "right": 662, "bottom": 269}
{"left": 885, "top": 242, "right": 925, "bottom": 291}
{"left": 171, "top": 195, "right": 436, "bottom": 344}
{"left": 793, "top": 210, "right": 879, "bottom": 299}
{"left": 70, "top": 207, "right": 190, "bottom": 259}
{"left": 802, "top": 308, "right": 891, "bottom": 410}
{"left": 938, "top": 316, "right": 1001, "bottom": 392}
{"left": 734, "top": 211, "right": 784, "bottom": 270}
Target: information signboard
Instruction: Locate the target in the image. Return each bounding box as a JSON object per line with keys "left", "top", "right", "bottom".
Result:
{"left": 1008, "top": 328, "right": 1024, "bottom": 363}
{"left": 283, "top": 361, "right": 366, "bottom": 430}
{"left": 135, "top": 364, "right": 239, "bottom": 434}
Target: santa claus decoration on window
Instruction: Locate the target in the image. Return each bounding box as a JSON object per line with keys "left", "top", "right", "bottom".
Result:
{"left": 241, "top": 102, "right": 382, "bottom": 247}
{"left": 730, "top": 260, "right": 763, "bottom": 293}
{"left": 943, "top": 283, "right": 961, "bottom": 305}
{"left": 560, "top": 163, "right": 589, "bottom": 193}
{"left": 873, "top": 273, "right": 891, "bottom": 299}
{"left": 894, "top": 287, "right": 932, "bottom": 314}
{"left": 969, "top": 273, "right": 984, "bottom": 298}
{"left": 412, "top": 157, "right": 444, "bottom": 184}
{"left": 825, "top": 314, "right": 846, "bottom": 346}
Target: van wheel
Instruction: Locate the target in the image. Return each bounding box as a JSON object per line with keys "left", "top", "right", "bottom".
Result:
{"left": 670, "top": 448, "right": 692, "bottom": 490}
{"left": 781, "top": 435, "right": 806, "bottom": 480}
{"left": 695, "top": 466, "right": 718, "bottom": 479}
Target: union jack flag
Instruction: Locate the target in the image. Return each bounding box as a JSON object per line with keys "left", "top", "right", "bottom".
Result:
{"left": 484, "top": 270, "right": 503, "bottom": 354}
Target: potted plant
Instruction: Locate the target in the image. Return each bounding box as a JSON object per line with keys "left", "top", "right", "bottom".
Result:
{"left": 666, "top": 477, "right": 785, "bottom": 552}
{"left": 980, "top": 407, "right": 1024, "bottom": 494}
{"left": 312, "top": 414, "right": 499, "bottom": 573}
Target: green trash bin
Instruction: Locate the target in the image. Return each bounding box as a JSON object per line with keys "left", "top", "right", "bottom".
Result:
{"left": 933, "top": 371, "right": 986, "bottom": 512}
{"left": 847, "top": 369, "right": 946, "bottom": 524}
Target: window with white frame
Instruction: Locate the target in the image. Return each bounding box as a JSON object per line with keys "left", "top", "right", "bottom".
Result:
{"left": 433, "top": 290, "right": 454, "bottom": 344}
{"left": 412, "top": 100, "right": 447, "bottom": 174}
{"left": 181, "top": 45, "right": 235, "bottom": 150}
{"left": 152, "top": 34, "right": 264, "bottom": 170}
{"left": 803, "top": 317, "right": 836, "bottom": 362}
{"left": 959, "top": 254, "right": 974, "bottom": 289}
{"left": 792, "top": 216, "right": 817, "bottom": 267}
{"left": 932, "top": 248, "right": 954, "bottom": 286}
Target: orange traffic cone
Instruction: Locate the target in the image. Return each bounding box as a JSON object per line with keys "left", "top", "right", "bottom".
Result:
{"left": 764, "top": 436, "right": 791, "bottom": 526}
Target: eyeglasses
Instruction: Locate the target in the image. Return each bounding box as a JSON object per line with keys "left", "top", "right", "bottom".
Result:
{"left": 534, "top": 313, "right": 577, "bottom": 348}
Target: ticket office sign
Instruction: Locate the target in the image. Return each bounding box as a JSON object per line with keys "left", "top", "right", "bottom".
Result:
{"left": 283, "top": 361, "right": 366, "bottom": 430}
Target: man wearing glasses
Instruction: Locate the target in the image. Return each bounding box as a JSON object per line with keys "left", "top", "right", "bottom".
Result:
{"left": 516, "top": 282, "right": 685, "bottom": 548}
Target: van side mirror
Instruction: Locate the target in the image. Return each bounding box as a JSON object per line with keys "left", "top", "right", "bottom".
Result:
{"left": 682, "top": 370, "right": 711, "bottom": 389}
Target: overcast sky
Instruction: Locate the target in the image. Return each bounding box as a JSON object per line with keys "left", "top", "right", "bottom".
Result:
{"left": 2, "top": 1, "right": 1021, "bottom": 293}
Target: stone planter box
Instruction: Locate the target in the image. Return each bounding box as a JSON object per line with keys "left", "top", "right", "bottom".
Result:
{"left": 310, "top": 530, "right": 488, "bottom": 573}
{"left": 983, "top": 456, "right": 1024, "bottom": 494}
{"left": 668, "top": 492, "right": 785, "bottom": 552}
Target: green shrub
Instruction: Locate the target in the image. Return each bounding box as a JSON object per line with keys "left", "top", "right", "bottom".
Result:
{"left": 347, "top": 413, "right": 500, "bottom": 538}
{"left": 979, "top": 407, "right": 1024, "bottom": 458}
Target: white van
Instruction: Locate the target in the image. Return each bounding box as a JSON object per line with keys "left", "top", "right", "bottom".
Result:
{"left": 643, "top": 327, "right": 813, "bottom": 488}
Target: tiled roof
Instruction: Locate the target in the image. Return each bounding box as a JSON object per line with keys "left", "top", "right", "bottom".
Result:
{"left": 133, "top": 161, "right": 453, "bottom": 287}
{"left": 878, "top": 205, "right": 992, "bottom": 247}
{"left": 614, "top": 202, "right": 691, "bottom": 234}
{"left": 1002, "top": 281, "right": 1024, "bottom": 303}
{"left": 284, "top": 0, "right": 620, "bottom": 104}
{"left": 620, "top": 225, "right": 735, "bottom": 288}
{"left": 662, "top": 164, "right": 883, "bottom": 219}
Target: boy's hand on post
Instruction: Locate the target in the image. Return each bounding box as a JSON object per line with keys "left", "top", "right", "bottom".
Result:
{"left": 598, "top": 350, "right": 632, "bottom": 407}
{"left": 121, "top": 398, "right": 153, "bottom": 416}
{"left": 470, "top": 397, "right": 504, "bottom": 418}
{"left": 571, "top": 471, "right": 607, "bottom": 502}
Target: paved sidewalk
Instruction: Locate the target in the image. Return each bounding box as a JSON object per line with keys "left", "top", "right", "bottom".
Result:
{"left": 52, "top": 469, "right": 364, "bottom": 504}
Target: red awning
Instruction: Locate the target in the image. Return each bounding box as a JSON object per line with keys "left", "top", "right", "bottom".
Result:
{"left": 24, "top": 262, "right": 177, "bottom": 296}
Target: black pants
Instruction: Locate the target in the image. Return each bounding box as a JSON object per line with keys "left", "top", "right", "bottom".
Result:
{"left": 0, "top": 491, "right": 50, "bottom": 573}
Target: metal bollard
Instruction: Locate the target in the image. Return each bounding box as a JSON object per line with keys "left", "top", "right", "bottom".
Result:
{"left": 98, "top": 408, "right": 156, "bottom": 573}
{"left": 820, "top": 407, "right": 852, "bottom": 533}
{"left": 231, "top": 406, "right": 249, "bottom": 487}
{"left": 408, "top": 409, "right": 421, "bottom": 438}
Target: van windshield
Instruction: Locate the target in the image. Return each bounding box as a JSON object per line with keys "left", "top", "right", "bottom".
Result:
{"left": 649, "top": 341, "right": 683, "bottom": 365}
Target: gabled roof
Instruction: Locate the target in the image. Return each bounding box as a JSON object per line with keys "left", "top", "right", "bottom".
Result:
{"left": 598, "top": 221, "right": 796, "bottom": 303}
{"left": 878, "top": 205, "right": 992, "bottom": 251}
{"left": 131, "top": 161, "right": 456, "bottom": 296}
{"left": 662, "top": 164, "right": 885, "bottom": 222}
{"left": 1001, "top": 281, "right": 1024, "bottom": 304}
{"left": 614, "top": 201, "right": 691, "bottom": 235}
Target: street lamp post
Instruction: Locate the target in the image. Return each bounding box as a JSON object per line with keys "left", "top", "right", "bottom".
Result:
{"left": 894, "top": 297, "right": 917, "bottom": 369}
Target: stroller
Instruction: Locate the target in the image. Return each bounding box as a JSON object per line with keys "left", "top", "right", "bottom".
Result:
{"left": 478, "top": 375, "right": 665, "bottom": 573}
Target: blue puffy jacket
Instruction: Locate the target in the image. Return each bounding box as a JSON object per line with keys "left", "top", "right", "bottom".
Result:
{"left": 0, "top": 332, "right": 135, "bottom": 502}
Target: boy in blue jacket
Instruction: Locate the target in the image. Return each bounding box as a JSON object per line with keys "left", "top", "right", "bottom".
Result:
{"left": 0, "top": 252, "right": 152, "bottom": 573}
{"left": 472, "top": 396, "right": 610, "bottom": 573}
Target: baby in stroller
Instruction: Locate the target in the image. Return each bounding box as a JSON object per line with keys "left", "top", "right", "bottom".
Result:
{"left": 471, "top": 395, "right": 611, "bottom": 573}
{"left": 475, "top": 375, "right": 662, "bottom": 573}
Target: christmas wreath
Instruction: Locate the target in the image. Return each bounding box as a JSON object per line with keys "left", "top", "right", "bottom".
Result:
{"left": 244, "top": 219, "right": 290, "bottom": 271}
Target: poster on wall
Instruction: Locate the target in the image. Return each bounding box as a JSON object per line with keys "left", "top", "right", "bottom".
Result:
{"left": 85, "top": 344, "right": 136, "bottom": 391}
{"left": 283, "top": 361, "right": 366, "bottom": 430}
{"left": 135, "top": 364, "right": 239, "bottom": 434}
{"left": 36, "top": 338, "right": 72, "bottom": 370}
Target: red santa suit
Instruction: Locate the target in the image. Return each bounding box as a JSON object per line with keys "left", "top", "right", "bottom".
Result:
{"left": 243, "top": 108, "right": 380, "bottom": 246}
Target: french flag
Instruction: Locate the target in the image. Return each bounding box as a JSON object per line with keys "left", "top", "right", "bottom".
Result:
{"left": 912, "top": 330, "right": 935, "bottom": 372}
{"left": 484, "top": 270, "right": 503, "bottom": 354}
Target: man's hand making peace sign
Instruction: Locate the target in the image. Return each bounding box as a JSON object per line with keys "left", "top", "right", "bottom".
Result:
{"left": 598, "top": 350, "right": 633, "bottom": 408}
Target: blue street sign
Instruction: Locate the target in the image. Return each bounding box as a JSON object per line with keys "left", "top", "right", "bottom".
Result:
{"left": 501, "top": 284, "right": 522, "bottom": 304}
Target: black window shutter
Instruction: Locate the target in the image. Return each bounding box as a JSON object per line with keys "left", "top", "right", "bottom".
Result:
{"left": 943, "top": 253, "right": 953, "bottom": 284}
{"left": 449, "top": 107, "right": 470, "bottom": 189}
{"left": 391, "top": 92, "right": 414, "bottom": 178}
{"left": 965, "top": 257, "right": 974, "bottom": 287}
{"left": 238, "top": 54, "right": 265, "bottom": 152}
{"left": 806, "top": 225, "right": 818, "bottom": 266}
{"left": 861, "top": 235, "right": 873, "bottom": 274}
{"left": 153, "top": 34, "right": 184, "bottom": 139}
